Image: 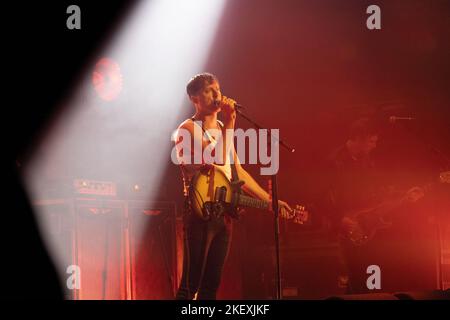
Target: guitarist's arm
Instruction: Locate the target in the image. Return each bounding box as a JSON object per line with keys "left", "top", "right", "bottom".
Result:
{"left": 233, "top": 149, "right": 293, "bottom": 215}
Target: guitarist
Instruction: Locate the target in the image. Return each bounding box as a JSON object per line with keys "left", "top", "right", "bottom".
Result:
{"left": 173, "top": 73, "right": 292, "bottom": 300}
{"left": 326, "top": 118, "right": 424, "bottom": 294}
{"left": 327, "top": 118, "right": 382, "bottom": 294}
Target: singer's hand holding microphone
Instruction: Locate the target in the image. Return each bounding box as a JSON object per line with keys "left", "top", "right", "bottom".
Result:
{"left": 216, "top": 95, "right": 239, "bottom": 123}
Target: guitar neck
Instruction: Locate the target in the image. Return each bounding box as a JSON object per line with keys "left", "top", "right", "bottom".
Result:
{"left": 237, "top": 194, "right": 270, "bottom": 211}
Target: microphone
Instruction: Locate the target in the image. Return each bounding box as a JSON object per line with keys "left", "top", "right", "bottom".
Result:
{"left": 214, "top": 100, "right": 245, "bottom": 111}
{"left": 389, "top": 116, "right": 415, "bottom": 123}
{"left": 234, "top": 103, "right": 244, "bottom": 111}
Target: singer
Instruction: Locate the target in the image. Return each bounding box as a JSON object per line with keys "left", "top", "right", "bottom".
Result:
{"left": 173, "top": 73, "right": 292, "bottom": 300}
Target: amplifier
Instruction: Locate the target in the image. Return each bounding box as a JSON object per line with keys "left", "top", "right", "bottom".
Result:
{"left": 73, "top": 179, "right": 117, "bottom": 196}
{"left": 32, "top": 198, "right": 177, "bottom": 300}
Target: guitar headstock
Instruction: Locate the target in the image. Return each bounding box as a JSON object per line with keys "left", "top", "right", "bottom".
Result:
{"left": 290, "top": 205, "right": 309, "bottom": 225}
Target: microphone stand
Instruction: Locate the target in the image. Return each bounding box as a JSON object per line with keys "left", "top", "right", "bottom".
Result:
{"left": 236, "top": 108, "right": 295, "bottom": 300}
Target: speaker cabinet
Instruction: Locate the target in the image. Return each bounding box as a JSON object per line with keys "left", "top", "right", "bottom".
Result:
{"left": 33, "top": 199, "right": 77, "bottom": 300}
{"left": 74, "top": 199, "right": 126, "bottom": 300}
{"left": 34, "top": 198, "right": 177, "bottom": 300}
{"left": 128, "top": 200, "right": 177, "bottom": 299}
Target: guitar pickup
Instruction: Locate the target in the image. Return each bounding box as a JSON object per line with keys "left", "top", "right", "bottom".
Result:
{"left": 214, "top": 186, "right": 227, "bottom": 202}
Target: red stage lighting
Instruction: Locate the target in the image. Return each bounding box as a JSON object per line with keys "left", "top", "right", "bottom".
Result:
{"left": 92, "top": 57, "right": 123, "bottom": 101}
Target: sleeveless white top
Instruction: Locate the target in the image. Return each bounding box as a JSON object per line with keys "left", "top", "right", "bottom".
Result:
{"left": 175, "top": 118, "right": 233, "bottom": 196}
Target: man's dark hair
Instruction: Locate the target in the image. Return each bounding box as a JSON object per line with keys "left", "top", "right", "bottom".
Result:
{"left": 348, "top": 117, "right": 378, "bottom": 140}
{"left": 186, "top": 73, "right": 218, "bottom": 97}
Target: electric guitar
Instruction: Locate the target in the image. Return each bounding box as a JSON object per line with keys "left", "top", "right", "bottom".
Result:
{"left": 340, "top": 171, "right": 450, "bottom": 246}
{"left": 189, "top": 166, "right": 308, "bottom": 224}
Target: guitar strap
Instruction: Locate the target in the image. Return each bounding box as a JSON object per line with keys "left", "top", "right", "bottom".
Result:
{"left": 207, "top": 166, "right": 215, "bottom": 200}
{"left": 216, "top": 119, "right": 243, "bottom": 215}
{"left": 230, "top": 149, "right": 239, "bottom": 186}
{"left": 218, "top": 120, "right": 241, "bottom": 193}
{"left": 227, "top": 145, "right": 244, "bottom": 219}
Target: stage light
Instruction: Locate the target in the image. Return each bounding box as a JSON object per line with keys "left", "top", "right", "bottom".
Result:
{"left": 24, "top": 0, "right": 227, "bottom": 299}
{"left": 92, "top": 57, "right": 123, "bottom": 102}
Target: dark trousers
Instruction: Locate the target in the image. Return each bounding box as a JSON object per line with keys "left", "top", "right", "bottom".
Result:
{"left": 176, "top": 212, "right": 232, "bottom": 300}
{"left": 340, "top": 240, "right": 372, "bottom": 294}
{"left": 340, "top": 238, "right": 387, "bottom": 294}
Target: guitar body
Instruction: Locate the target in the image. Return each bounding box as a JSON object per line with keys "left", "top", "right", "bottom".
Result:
{"left": 189, "top": 166, "right": 238, "bottom": 220}
{"left": 341, "top": 171, "right": 450, "bottom": 246}
{"left": 189, "top": 166, "right": 309, "bottom": 224}
{"left": 342, "top": 208, "right": 393, "bottom": 246}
